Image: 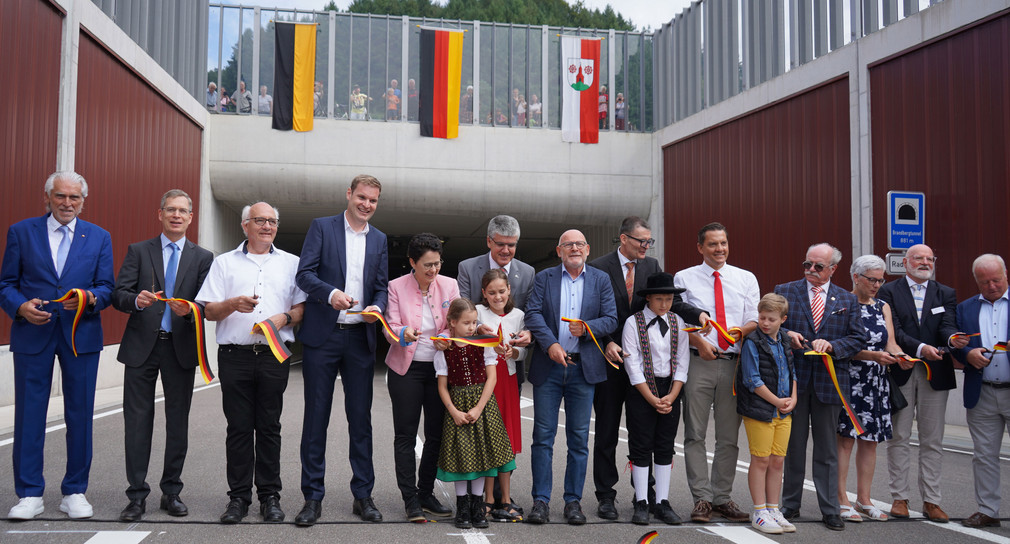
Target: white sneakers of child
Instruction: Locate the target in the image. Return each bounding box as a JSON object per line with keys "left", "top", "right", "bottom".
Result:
{"left": 752, "top": 508, "right": 796, "bottom": 534}
{"left": 768, "top": 508, "right": 796, "bottom": 532}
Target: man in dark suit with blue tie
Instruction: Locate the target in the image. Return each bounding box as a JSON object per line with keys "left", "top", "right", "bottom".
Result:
{"left": 1, "top": 172, "right": 114, "bottom": 520}
{"left": 294, "top": 174, "right": 389, "bottom": 527}
{"left": 524, "top": 229, "right": 618, "bottom": 526}
{"left": 773, "top": 243, "right": 865, "bottom": 531}
{"left": 112, "top": 189, "right": 214, "bottom": 522}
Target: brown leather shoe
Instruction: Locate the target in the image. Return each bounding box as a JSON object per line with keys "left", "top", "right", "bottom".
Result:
{"left": 890, "top": 499, "right": 909, "bottom": 519}
{"left": 690, "top": 500, "right": 712, "bottom": 523}
{"left": 923, "top": 502, "right": 948, "bottom": 523}
{"left": 962, "top": 512, "right": 1001, "bottom": 528}
{"left": 712, "top": 500, "right": 749, "bottom": 522}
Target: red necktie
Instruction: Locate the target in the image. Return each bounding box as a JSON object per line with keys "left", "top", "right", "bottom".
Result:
{"left": 625, "top": 262, "right": 635, "bottom": 304}
{"left": 713, "top": 270, "right": 728, "bottom": 350}
{"left": 811, "top": 285, "right": 824, "bottom": 331}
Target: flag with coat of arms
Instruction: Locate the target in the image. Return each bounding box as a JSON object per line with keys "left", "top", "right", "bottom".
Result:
{"left": 561, "top": 35, "right": 601, "bottom": 144}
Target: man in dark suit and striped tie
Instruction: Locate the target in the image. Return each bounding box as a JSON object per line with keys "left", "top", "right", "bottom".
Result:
{"left": 773, "top": 243, "right": 865, "bottom": 531}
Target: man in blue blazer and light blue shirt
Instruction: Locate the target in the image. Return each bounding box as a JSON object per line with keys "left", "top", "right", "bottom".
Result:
{"left": 954, "top": 253, "right": 1010, "bottom": 529}
{"left": 0, "top": 172, "right": 114, "bottom": 520}
{"left": 524, "top": 229, "right": 618, "bottom": 526}
{"left": 773, "top": 243, "right": 865, "bottom": 531}
{"left": 294, "top": 174, "right": 389, "bottom": 527}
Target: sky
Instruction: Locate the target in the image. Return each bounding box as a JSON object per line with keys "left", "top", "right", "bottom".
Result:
{"left": 217, "top": 0, "right": 695, "bottom": 32}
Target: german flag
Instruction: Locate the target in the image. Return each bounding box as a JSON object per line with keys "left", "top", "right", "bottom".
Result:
{"left": 419, "top": 27, "right": 463, "bottom": 138}
{"left": 272, "top": 22, "right": 317, "bottom": 132}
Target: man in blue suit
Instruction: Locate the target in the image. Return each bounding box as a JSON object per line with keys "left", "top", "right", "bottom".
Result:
{"left": 0, "top": 171, "right": 114, "bottom": 520}
{"left": 773, "top": 243, "right": 864, "bottom": 531}
{"left": 294, "top": 174, "right": 389, "bottom": 527}
{"left": 524, "top": 229, "right": 618, "bottom": 526}
{"left": 954, "top": 253, "right": 1010, "bottom": 529}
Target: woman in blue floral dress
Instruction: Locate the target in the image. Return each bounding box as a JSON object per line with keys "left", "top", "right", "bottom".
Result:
{"left": 837, "top": 255, "right": 906, "bottom": 522}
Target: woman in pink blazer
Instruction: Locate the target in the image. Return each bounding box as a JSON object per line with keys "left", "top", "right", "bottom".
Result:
{"left": 384, "top": 233, "right": 460, "bottom": 521}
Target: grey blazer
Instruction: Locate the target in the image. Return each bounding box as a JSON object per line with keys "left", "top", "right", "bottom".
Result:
{"left": 457, "top": 252, "right": 535, "bottom": 311}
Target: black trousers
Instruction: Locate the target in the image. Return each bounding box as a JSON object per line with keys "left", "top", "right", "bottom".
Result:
{"left": 387, "top": 360, "right": 445, "bottom": 502}
{"left": 593, "top": 362, "right": 632, "bottom": 500}
{"left": 626, "top": 377, "right": 680, "bottom": 467}
{"left": 123, "top": 337, "right": 195, "bottom": 501}
{"left": 219, "top": 345, "right": 290, "bottom": 503}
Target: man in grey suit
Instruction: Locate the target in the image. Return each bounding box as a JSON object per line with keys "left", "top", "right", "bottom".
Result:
{"left": 457, "top": 215, "right": 535, "bottom": 311}
{"left": 112, "top": 189, "right": 214, "bottom": 522}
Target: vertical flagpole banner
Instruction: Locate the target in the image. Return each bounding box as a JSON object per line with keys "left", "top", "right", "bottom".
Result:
{"left": 561, "top": 35, "right": 601, "bottom": 144}
{"left": 419, "top": 27, "right": 464, "bottom": 139}
{"left": 272, "top": 22, "right": 317, "bottom": 132}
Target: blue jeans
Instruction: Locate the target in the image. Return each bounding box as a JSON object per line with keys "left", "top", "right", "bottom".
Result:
{"left": 531, "top": 362, "right": 595, "bottom": 504}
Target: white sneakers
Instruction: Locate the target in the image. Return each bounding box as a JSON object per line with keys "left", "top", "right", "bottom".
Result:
{"left": 768, "top": 508, "right": 797, "bottom": 532}
{"left": 751, "top": 509, "right": 784, "bottom": 534}
{"left": 8, "top": 494, "right": 93, "bottom": 520}
{"left": 8, "top": 497, "right": 44, "bottom": 520}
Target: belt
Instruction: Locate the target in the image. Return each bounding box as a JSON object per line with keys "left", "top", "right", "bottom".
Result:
{"left": 566, "top": 352, "right": 581, "bottom": 362}
{"left": 982, "top": 381, "right": 1010, "bottom": 390}
{"left": 689, "top": 347, "right": 737, "bottom": 360}
{"left": 157, "top": 330, "right": 172, "bottom": 340}
{"left": 224, "top": 343, "right": 275, "bottom": 355}
{"left": 338, "top": 322, "right": 365, "bottom": 330}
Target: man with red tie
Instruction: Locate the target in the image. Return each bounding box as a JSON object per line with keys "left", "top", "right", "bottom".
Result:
{"left": 674, "top": 223, "right": 759, "bottom": 523}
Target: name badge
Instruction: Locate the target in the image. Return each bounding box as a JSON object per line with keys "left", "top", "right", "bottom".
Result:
{"left": 931, "top": 307, "right": 945, "bottom": 315}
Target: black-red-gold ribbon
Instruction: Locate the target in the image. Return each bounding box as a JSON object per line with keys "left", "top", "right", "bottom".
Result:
{"left": 429, "top": 334, "right": 501, "bottom": 348}
{"left": 155, "top": 295, "right": 214, "bottom": 384}
{"left": 561, "top": 317, "right": 617, "bottom": 369}
{"left": 347, "top": 310, "right": 400, "bottom": 343}
{"left": 50, "top": 289, "right": 87, "bottom": 356}
{"left": 806, "top": 350, "right": 865, "bottom": 435}
{"left": 251, "top": 319, "right": 293, "bottom": 363}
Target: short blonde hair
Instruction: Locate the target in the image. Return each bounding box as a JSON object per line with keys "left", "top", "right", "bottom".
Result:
{"left": 757, "top": 293, "right": 789, "bottom": 317}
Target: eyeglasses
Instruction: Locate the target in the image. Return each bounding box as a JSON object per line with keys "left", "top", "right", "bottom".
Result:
{"left": 420, "top": 260, "right": 443, "bottom": 270}
{"left": 560, "top": 241, "right": 588, "bottom": 250}
{"left": 625, "top": 234, "right": 656, "bottom": 249}
{"left": 161, "top": 207, "right": 191, "bottom": 215}
{"left": 491, "top": 239, "right": 517, "bottom": 250}
{"left": 908, "top": 255, "right": 937, "bottom": 264}
{"left": 247, "top": 217, "right": 279, "bottom": 227}
{"left": 802, "top": 261, "right": 829, "bottom": 272}
{"left": 859, "top": 274, "right": 886, "bottom": 286}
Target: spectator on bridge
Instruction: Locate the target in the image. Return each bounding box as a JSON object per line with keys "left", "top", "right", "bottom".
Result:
{"left": 407, "top": 79, "right": 419, "bottom": 121}
{"left": 615, "top": 93, "right": 626, "bottom": 130}
{"left": 207, "top": 82, "right": 218, "bottom": 111}
{"left": 528, "top": 94, "right": 542, "bottom": 126}
{"left": 383, "top": 233, "right": 457, "bottom": 522}
{"left": 313, "top": 81, "right": 325, "bottom": 117}
{"left": 385, "top": 88, "right": 400, "bottom": 121}
{"left": 258, "top": 86, "right": 273, "bottom": 115}
{"left": 511, "top": 88, "right": 520, "bottom": 125}
{"left": 836, "top": 255, "right": 901, "bottom": 523}
{"left": 349, "top": 85, "right": 371, "bottom": 120}
{"left": 460, "top": 85, "right": 474, "bottom": 124}
{"left": 598, "top": 85, "right": 609, "bottom": 129}
{"left": 219, "top": 86, "right": 232, "bottom": 112}
{"left": 232, "top": 81, "right": 252, "bottom": 114}
{"left": 391, "top": 79, "right": 401, "bottom": 100}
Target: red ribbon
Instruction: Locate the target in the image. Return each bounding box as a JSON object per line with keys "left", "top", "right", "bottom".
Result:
{"left": 806, "top": 350, "right": 865, "bottom": 436}
{"left": 155, "top": 295, "right": 213, "bottom": 384}
{"left": 50, "top": 289, "right": 87, "bottom": 357}
{"left": 251, "top": 319, "right": 293, "bottom": 363}
{"left": 561, "top": 317, "right": 618, "bottom": 369}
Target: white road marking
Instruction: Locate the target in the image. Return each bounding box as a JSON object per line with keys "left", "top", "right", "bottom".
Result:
{"left": 445, "top": 530, "right": 493, "bottom": 543}
{"left": 84, "top": 531, "right": 151, "bottom": 544}
{"left": 705, "top": 526, "right": 779, "bottom": 543}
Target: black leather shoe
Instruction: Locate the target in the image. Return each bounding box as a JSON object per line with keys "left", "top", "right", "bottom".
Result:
{"left": 454, "top": 495, "right": 472, "bottom": 529}
{"left": 352, "top": 497, "right": 383, "bottom": 522}
{"left": 631, "top": 500, "right": 650, "bottom": 525}
{"left": 525, "top": 500, "right": 549, "bottom": 524}
{"left": 295, "top": 500, "right": 321, "bottom": 527}
{"left": 220, "top": 498, "right": 249, "bottom": 524}
{"left": 469, "top": 494, "right": 489, "bottom": 529}
{"left": 597, "top": 497, "right": 618, "bottom": 520}
{"left": 823, "top": 514, "right": 845, "bottom": 531}
{"left": 404, "top": 496, "right": 425, "bottom": 522}
{"left": 160, "top": 494, "right": 188, "bottom": 517}
{"left": 119, "top": 499, "right": 145, "bottom": 522}
{"left": 780, "top": 507, "right": 800, "bottom": 520}
{"left": 655, "top": 500, "right": 683, "bottom": 525}
{"left": 564, "top": 500, "right": 587, "bottom": 525}
{"left": 419, "top": 493, "right": 452, "bottom": 517}
{"left": 260, "top": 496, "right": 284, "bottom": 523}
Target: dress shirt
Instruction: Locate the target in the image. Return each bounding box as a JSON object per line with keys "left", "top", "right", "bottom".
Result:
{"left": 559, "top": 266, "right": 586, "bottom": 353}
{"left": 488, "top": 253, "right": 511, "bottom": 275}
{"left": 808, "top": 279, "right": 829, "bottom": 308}
{"left": 978, "top": 289, "right": 1010, "bottom": 384}
{"left": 47, "top": 215, "right": 77, "bottom": 269}
{"left": 741, "top": 331, "right": 791, "bottom": 399}
{"left": 335, "top": 212, "right": 368, "bottom": 324}
{"left": 162, "top": 233, "right": 186, "bottom": 278}
{"left": 196, "top": 241, "right": 306, "bottom": 344}
{"left": 674, "top": 262, "right": 760, "bottom": 353}
{"left": 477, "top": 305, "right": 527, "bottom": 375}
{"left": 621, "top": 307, "right": 690, "bottom": 386}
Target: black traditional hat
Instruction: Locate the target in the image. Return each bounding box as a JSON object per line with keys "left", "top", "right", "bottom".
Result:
{"left": 636, "top": 272, "right": 687, "bottom": 297}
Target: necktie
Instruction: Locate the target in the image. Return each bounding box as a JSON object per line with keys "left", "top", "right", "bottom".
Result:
{"left": 161, "top": 243, "right": 179, "bottom": 332}
{"left": 625, "top": 262, "right": 635, "bottom": 304}
{"left": 713, "top": 270, "right": 728, "bottom": 350}
{"left": 648, "top": 315, "right": 669, "bottom": 336}
{"left": 56, "top": 225, "right": 70, "bottom": 276}
{"left": 811, "top": 285, "right": 824, "bottom": 332}
{"left": 913, "top": 283, "right": 925, "bottom": 321}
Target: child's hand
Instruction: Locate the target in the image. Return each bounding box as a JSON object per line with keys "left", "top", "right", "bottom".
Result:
{"left": 466, "top": 407, "right": 482, "bottom": 423}
{"left": 779, "top": 397, "right": 795, "bottom": 414}
{"left": 433, "top": 337, "right": 451, "bottom": 351}
{"left": 450, "top": 409, "right": 469, "bottom": 426}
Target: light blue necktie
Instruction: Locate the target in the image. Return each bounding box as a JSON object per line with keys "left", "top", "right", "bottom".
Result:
{"left": 161, "top": 243, "right": 178, "bottom": 332}
{"left": 56, "top": 225, "right": 70, "bottom": 276}
{"left": 913, "top": 283, "right": 925, "bottom": 322}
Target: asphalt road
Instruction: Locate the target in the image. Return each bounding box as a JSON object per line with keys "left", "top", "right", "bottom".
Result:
{"left": 2, "top": 363, "right": 1009, "bottom": 544}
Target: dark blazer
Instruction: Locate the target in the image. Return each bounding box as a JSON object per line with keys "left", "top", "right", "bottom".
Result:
{"left": 953, "top": 295, "right": 1009, "bottom": 409}
{"left": 877, "top": 278, "right": 959, "bottom": 390}
{"left": 296, "top": 214, "right": 389, "bottom": 352}
{"left": 525, "top": 264, "right": 618, "bottom": 386}
{"left": 457, "top": 252, "right": 535, "bottom": 310}
{"left": 589, "top": 251, "right": 703, "bottom": 349}
{"left": 0, "top": 214, "right": 114, "bottom": 354}
{"left": 774, "top": 279, "right": 865, "bottom": 404}
{"left": 113, "top": 236, "right": 214, "bottom": 368}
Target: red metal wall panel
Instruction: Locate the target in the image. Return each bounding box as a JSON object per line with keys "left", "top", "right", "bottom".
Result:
{"left": 0, "top": 0, "right": 63, "bottom": 345}
{"left": 870, "top": 11, "right": 1010, "bottom": 300}
{"left": 662, "top": 78, "right": 852, "bottom": 293}
{"left": 75, "top": 32, "right": 203, "bottom": 345}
